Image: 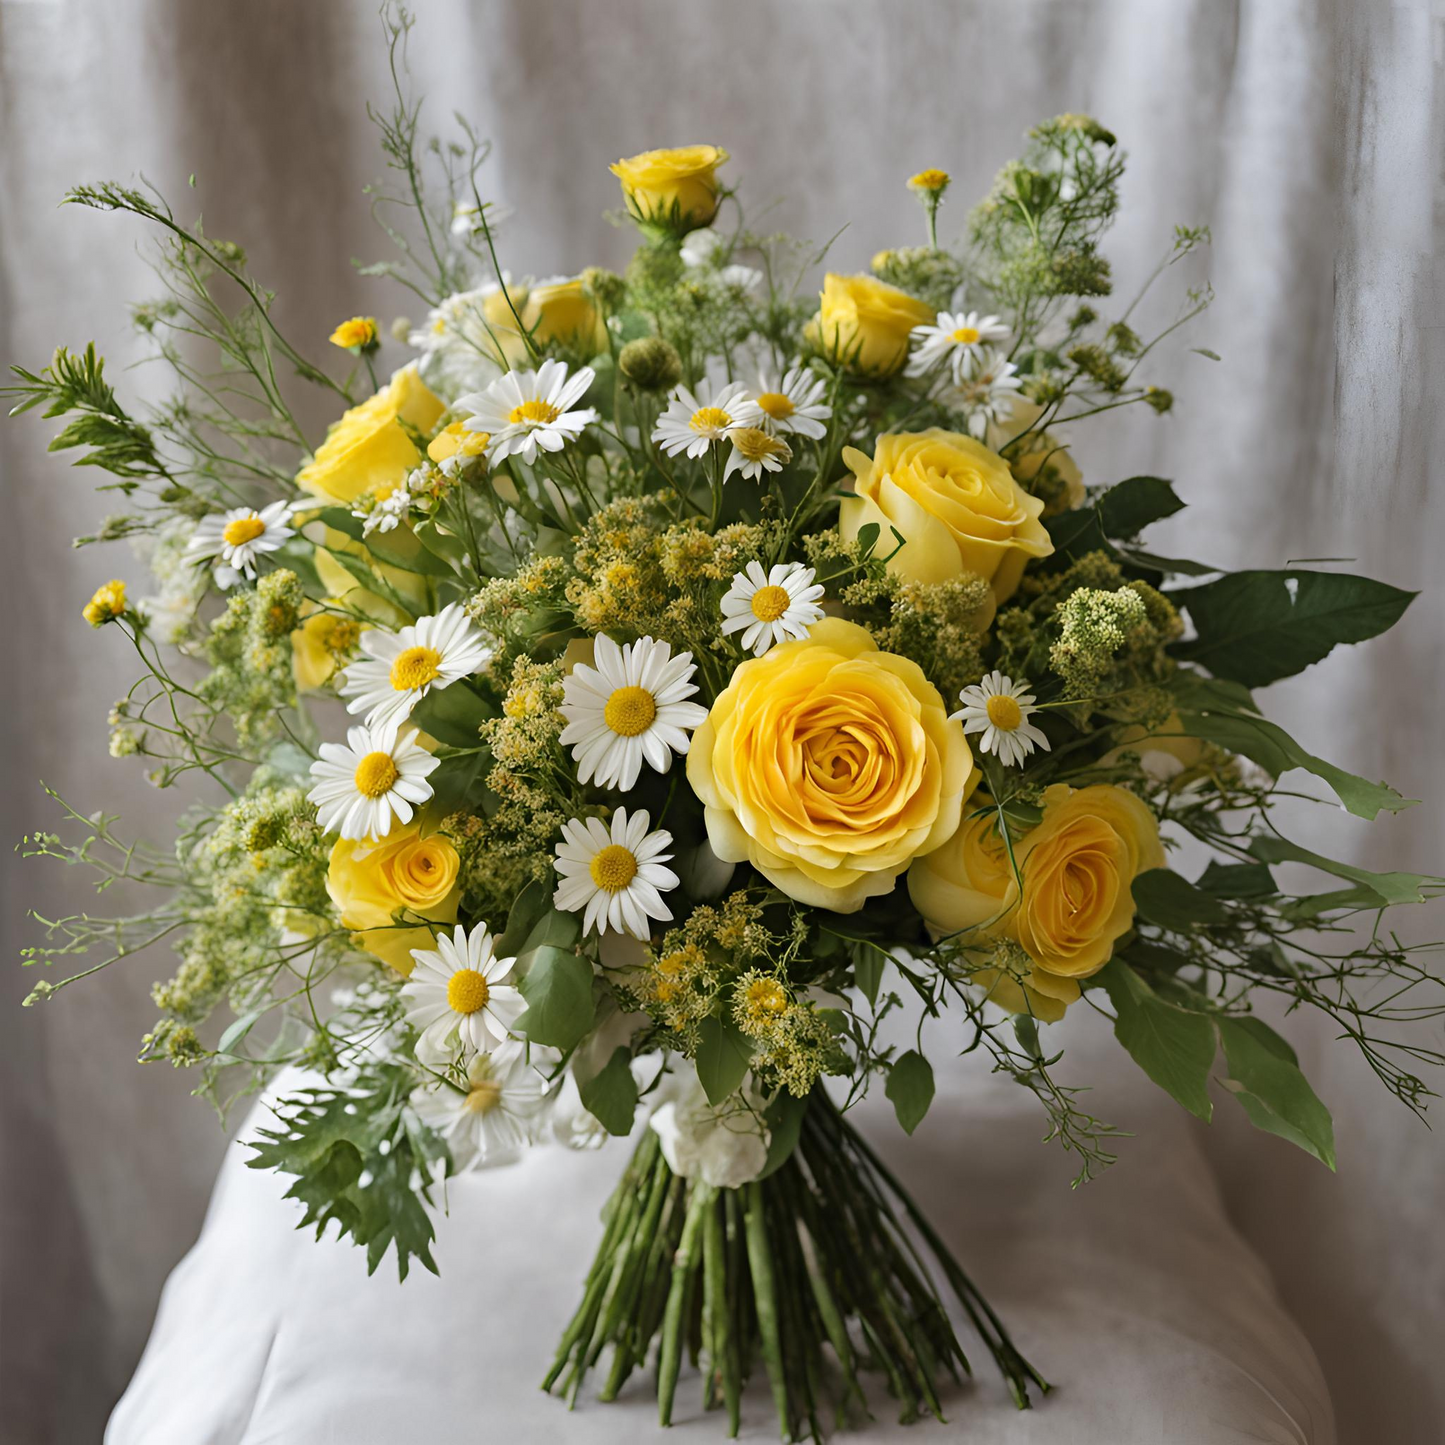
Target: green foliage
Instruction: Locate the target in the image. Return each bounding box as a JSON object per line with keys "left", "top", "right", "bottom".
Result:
{"left": 885, "top": 1049, "right": 935, "bottom": 1135}
{"left": 578, "top": 1046, "right": 639, "bottom": 1136}
{"left": 515, "top": 945, "right": 595, "bottom": 1050}
{"left": 1217, "top": 1018, "right": 1335, "bottom": 1170}
{"left": 695, "top": 1015, "right": 753, "bottom": 1105}
{"left": 1100, "top": 960, "right": 1216, "bottom": 1121}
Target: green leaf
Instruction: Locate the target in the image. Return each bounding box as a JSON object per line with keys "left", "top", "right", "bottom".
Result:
{"left": 1100, "top": 959, "right": 1216, "bottom": 1121}
{"left": 695, "top": 1015, "right": 753, "bottom": 1105}
{"left": 409, "top": 681, "right": 493, "bottom": 749}
{"left": 1248, "top": 835, "right": 1437, "bottom": 908}
{"left": 216, "top": 1008, "right": 264, "bottom": 1056}
{"left": 1197, "top": 861, "right": 1276, "bottom": 899}
{"left": 1216, "top": 1017, "right": 1335, "bottom": 1169}
{"left": 515, "top": 946, "right": 595, "bottom": 1051}
{"left": 1097, "top": 476, "right": 1185, "bottom": 538}
{"left": 885, "top": 1050, "right": 935, "bottom": 1135}
{"left": 756, "top": 1090, "right": 809, "bottom": 1180}
{"left": 577, "top": 1046, "right": 639, "bottom": 1136}
{"left": 1171, "top": 673, "right": 1415, "bottom": 819}
{"left": 1171, "top": 569, "right": 1416, "bottom": 687}
{"left": 494, "top": 878, "right": 550, "bottom": 958}
{"left": 1132, "top": 869, "right": 1233, "bottom": 928}
{"left": 419, "top": 748, "right": 487, "bottom": 829}
{"left": 854, "top": 521, "right": 880, "bottom": 556}
{"left": 852, "top": 943, "right": 884, "bottom": 1006}
{"left": 315, "top": 507, "right": 456, "bottom": 578}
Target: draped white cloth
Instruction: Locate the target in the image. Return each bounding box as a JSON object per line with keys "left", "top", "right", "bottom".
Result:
{"left": 1, "top": 1, "right": 1442, "bottom": 1442}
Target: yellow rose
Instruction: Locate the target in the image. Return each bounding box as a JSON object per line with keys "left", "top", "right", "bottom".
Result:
{"left": 988, "top": 398, "right": 1084, "bottom": 515}
{"left": 326, "top": 824, "right": 461, "bottom": 976}
{"left": 610, "top": 145, "right": 728, "bottom": 229}
{"left": 806, "top": 274, "right": 935, "bottom": 377}
{"left": 838, "top": 429, "right": 1053, "bottom": 601}
{"left": 1010, "top": 784, "right": 1163, "bottom": 985}
{"left": 296, "top": 364, "right": 444, "bottom": 505}
{"left": 522, "top": 278, "right": 609, "bottom": 357}
{"left": 291, "top": 605, "right": 364, "bottom": 692}
{"left": 686, "top": 618, "right": 973, "bottom": 912}
{"left": 1103, "top": 713, "right": 1209, "bottom": 782}
{"left": 427, "top": 421, "right": 489, "bottom": 467}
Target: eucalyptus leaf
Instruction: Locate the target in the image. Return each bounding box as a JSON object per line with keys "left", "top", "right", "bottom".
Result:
{"left": 515, "top": 946, "right": 595, "bottom": 1051}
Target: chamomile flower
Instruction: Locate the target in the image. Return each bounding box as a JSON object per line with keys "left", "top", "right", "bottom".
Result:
{"left": 307, "top": 723, "right": 439, "bottom": 841}
{"left": 951, "top": 671, "right": 1051, "bottom": 768}
{"left": 410, "top": 1049, "right": 547, "bottom": 1171}
{"left": 906, "top": 310, "right": 1011, "bottom": 382}
{"left": 652, "top": 379, "right": 750, "bottom": 458}
{"left": 944, "top": 349, "right": 1024, "bottom": 439}
{"left": 338, "top": 602, "right": 490, "bottom": 729}
{"left": 184, "top": 500, "right": 294, "bottom": 585}
{"left": 402, "top": 922, "right": 523, "bottom": 1065}
{"left": 560, "top": 634, "right": 707, "bottom": 791}
{"left": 731, "top": 367, "right": 832, "bottom": 440}
{"left": 723, "top": 426, "right": 792, "bottom": 481}
{"left": 720, "top": 561, "right": 825, "bottom": 656}
{"left": 553, "top": 808, "right": 679, "bottom": 938}
{"left": 456, "top": 358, "right": 598, "bottom": 466}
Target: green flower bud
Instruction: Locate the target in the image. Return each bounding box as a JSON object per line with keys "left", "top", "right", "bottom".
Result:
{"left": 619, "top": 336, "right": 683, "bottom": 393}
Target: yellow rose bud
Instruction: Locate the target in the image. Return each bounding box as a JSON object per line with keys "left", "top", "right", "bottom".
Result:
{"left": 907, "top": 798, "right": 1011, "bottom": 936}
{"left": 328, "top": 316, "right": 379, "bottom": 352}
{"left": 521, "top": 277, "right": 609, "bottom": 357}
{"left": 687, "top": 618, "right": 974, "bottom": 912}
{"left": 806, "top": 273, "right": 935, "bottom": 377}
{"left": 1011, "top": 784, "right": 1163, "bottom": 983}
{"left": 325, "top": 823, "right": 461, "bottom": 976}
{"left": 296, "top": 364, "right": 443, "bottom": 505}
{"left": 426, "top": 421, "right": 489, "bottom": 467}
{"left": 610, "top": 145, "right": 729, "bottom": 231}
{"left": 838, "top": 429, "right": 1053, "bottom": 601}
{"left": 82, "top": 578, "right": 127, "bottom": 628}
{"left": 290, "top": 605, "right": 364, "bottom": 692}
{"left": 987, "top": 398, "right": 1085, "bottom": 515}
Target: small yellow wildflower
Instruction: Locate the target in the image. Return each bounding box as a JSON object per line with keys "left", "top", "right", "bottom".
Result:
{"left": 83, "top": 579, "right": 127, "bottom": 628}
{"left": 907, "top": 168, "right": 951, "bottom": 196}
{"left": 328, "top": 316, "right": 379, "bottom": 353}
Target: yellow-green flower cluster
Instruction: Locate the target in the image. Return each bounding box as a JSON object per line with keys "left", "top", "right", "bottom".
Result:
{"left": 199, "top": 570, "right": 305, "bottom": 746}
{"left": 1049, "top": 581, "right": 1180, "bottom": 704}
{"left": 730, "top": 968, "right": 837, "bottom": 1098}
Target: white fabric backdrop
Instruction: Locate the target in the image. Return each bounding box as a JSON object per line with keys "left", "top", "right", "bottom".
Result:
{"left": 1, "top": 1, "right": 1441, "bottom": 1441}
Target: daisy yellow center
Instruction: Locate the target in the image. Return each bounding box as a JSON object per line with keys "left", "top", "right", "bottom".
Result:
{"left": 353, "top": 751, "right": 399, "bottom": 798}
{"left": 690, "top": 405, "right": 732, "bottom": 433}
{"left": 390, "top": 644, "right": 443, "bottom": 692}
{"left": 755, "top": 391, "right": 795, "bottom": 420}
{"left": 463, "top": 1079, "right": 503, "bottom": 1115}
{"left": 603, "top": 685, "right": 657, "bottom": 737}
{"left": 985, "top": 694, "right": 1023, "bottom": 731}
{"left": 732, "top": 427, "right": 782, "bottom": 462}
{"left": 590, "top": 844, "right": 638, "bottom": 893}
{"left": 950, "top": 326, "right": 981, "bottom": 345}
{"left": 750, "top": 585, "right": 791, "bottom": 623}
{"left": 446, "top": 968, "right": 490, "bottom": 1015}
{"left": 746, "top": 978, "right": 788, "bottom": 1017}
{"left": 508, "top": 398, "right": 561, "bottom": 426}
{"left": 222, "top": 515, "right": 266, "bottom": 547}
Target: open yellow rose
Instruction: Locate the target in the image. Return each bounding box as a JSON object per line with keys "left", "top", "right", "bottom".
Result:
{"left": 296, "top": 364, "right": 444, "bottom": 505}
{"left": 326, "top": 823, "right": 461, "bottom": 976}
{"left": 686, "top": 618, "right": 973, "bottom": 912}
{"left": 1011, "top": 783, "right": 1163, "bottom": 985}
{"left": 610, "top": 145, "right": 728, "bottom": 230}
{"left": 838, "top": 429, "right": 1053, "bottom": 601}
{"left": 806, "top": 274, "right": 935, "bottom": 377}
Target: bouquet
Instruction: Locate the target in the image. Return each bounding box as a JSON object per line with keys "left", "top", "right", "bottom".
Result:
{"left": 13, "top": 16, "right": 1443, "bottom": 1440}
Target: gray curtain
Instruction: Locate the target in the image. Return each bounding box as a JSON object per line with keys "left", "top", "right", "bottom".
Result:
{"left": 1, "top": 1, "right": 1440, "bottom": 1441}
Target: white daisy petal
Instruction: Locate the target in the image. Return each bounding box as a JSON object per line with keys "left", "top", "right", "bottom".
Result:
{"left": 552, "top": 807, "right": 677, "bottom": 939}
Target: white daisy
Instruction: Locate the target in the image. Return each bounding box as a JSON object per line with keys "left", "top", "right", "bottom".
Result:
{"left": 402, "top": 922, "right": 523, "bottom": 1065}
{"left": 652, "top": 379, "right": 750, "bottom": 459}
{"left": 553, "top": 808, "right": 679, "bottom": 938}
{"left": 720, "top": 561, "right": 826, "bottom": 656}
{"left": 410, "top": 1049, "right": 547, "bottom": 1170}
{"left": 184, "top": 500, "right": 294, "bottom": 585}
{"left": 951, "top": 671, "right": 1051, "bottom": 768}
{"left": 731, "top": 367, "right": 832, "bottom": 440}
{"left": 723, "top": 426, "right": 792, "bottom": 481}
{"left": 338, "top": 602, "right": 490, "bottom": 730}
{"left": 307, "top": 723, "right": 440, "bottom": 841}
{"left": 559, "top": 634, "right": 707, "bottom": 792}
{"left": 944, "top": 349, "right": 1024, "bottom": 439}
{"left": 456, "top": 358, "right": 598, "bottom": 466}
{"left": 906, "top": 310, "right": 1011, "bottom": 382}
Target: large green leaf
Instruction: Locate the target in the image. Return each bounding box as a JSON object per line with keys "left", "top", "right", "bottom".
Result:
{"left": 1044, "top": 475, "right": 1184, "bottom": 563}
{"left": 885, "top": 1050, "right": 935, "bottom": 1135}
{"left": 1100, "top": 960, "right": 1216, "bottom": 1121}
{"left": 1216, "top": 1017, "right": 1335, "bottom": 1169}
{"left": 515, "top": 946, "right": 595, "bottom": 1051}
{"left": 578, "top": 1046, "right": 639, "bottom": 1136}
{"left": 1171, "top": 674, "right": 1415, "bottom": 819}
{"left": 756, "top": 1090, "right": 809, "bottom": 1180}
{"left": 419, "top": 748, "right": 487, "bottom": 829}
{"left": 1132, "top": 869, "right": 1232, "bottom": 929}
{"left": 695, "top": 1016, "right": 753, "bottom": 1105}
{"left": 410, "top": 681, "right": 494, "bottom": 749}
{"left": 1248, "top": 835, "right": 1438, "bottom": 908}
{"left": 1171, "top": 569, "right": 1415, "bottom": 687}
